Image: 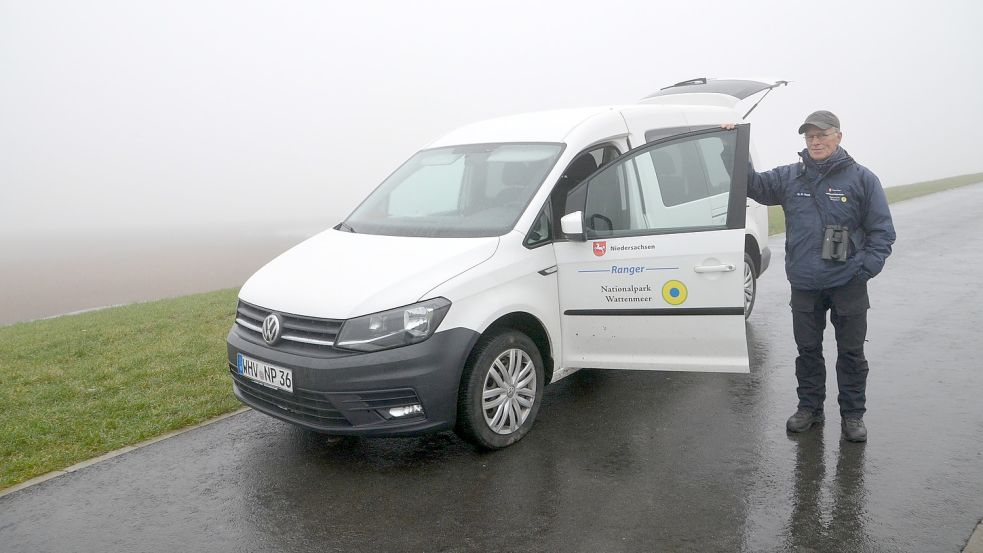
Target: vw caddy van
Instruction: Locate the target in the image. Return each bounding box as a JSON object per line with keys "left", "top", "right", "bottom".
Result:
{"left": 227, "top": 78, "right": 781, "bottom": 449}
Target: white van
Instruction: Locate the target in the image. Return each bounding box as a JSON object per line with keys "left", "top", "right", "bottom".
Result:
{"left": 227, "top": 78, "right": 781, "bottom": 449}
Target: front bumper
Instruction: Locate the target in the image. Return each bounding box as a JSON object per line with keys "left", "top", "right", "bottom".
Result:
{"left": 226, "top": 326, "right": 480, "bottom": 436}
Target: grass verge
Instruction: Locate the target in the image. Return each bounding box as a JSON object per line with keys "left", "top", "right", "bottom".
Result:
{"left": 2, "top": 171, "right": 981, "bottom": 491}
{"left": 0, "top": 289, "right": 242, "bottom": 489}
{"left": 767, "top": 171, "right": 983, "bottom": 235}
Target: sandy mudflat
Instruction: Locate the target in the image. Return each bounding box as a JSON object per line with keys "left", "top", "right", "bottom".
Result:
{"left": 0, "top": 226, "right": 324, "bottom": 326}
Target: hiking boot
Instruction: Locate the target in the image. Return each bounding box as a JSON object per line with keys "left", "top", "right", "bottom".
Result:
{"left": 786, "top": 409, "right": 824, "bottom": 433}
{"left": 842, "top": 418, "right": 867, "bottom": 442}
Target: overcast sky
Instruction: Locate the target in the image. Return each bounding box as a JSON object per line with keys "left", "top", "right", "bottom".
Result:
{"left": 2, "top": 0, "right": 981, "bottom": 234}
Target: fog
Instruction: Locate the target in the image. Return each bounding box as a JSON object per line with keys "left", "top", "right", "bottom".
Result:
{"left": 2, "top": 0, "right": 981, "bottom": 236}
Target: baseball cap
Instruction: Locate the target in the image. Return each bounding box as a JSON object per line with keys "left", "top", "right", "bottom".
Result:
{"left": 798, "top": 110, "right": 841, "bottom": 134}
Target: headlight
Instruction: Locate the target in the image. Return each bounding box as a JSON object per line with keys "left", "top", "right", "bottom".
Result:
{"left": 335, "top": 298, "right": 451, "bottom": 352}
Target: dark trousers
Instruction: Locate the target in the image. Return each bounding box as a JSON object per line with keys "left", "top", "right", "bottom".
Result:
{"left": 790, "top": 278, "right": 870, "bottom": 418}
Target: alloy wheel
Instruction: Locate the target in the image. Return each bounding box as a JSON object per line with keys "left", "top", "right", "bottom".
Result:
{"left": 482, "top": 348, "right": 537, "bottom": 435}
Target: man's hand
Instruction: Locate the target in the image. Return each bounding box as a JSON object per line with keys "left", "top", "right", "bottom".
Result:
{"left": 720, "top": 123, "right": 738, "bottom": 130}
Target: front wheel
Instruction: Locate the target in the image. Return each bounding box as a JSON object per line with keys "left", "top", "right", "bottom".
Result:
{"left": 744, "top": 252, "right": 758, "bottom": 319}
{"left": 455, "top": 330, "right": 544, "bottom": 450}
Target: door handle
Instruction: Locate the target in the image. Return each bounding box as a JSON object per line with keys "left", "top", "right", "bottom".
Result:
{"left": 694, "top": 264, "right": 736, "bottom": 273}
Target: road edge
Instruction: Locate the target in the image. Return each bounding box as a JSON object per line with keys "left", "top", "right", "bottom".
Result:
{"left": 965, "top": 520, "right": 983, "bottom": 553}
{"left": 0, "top": 407, "right": 250, "bottom": 499}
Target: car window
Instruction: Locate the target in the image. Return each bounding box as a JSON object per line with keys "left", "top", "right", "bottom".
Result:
{"left": 644, "top": 126, "right": 695, "bottom": 143}
{"left": 551, "top": 144, "right": 621, "bottom": 237}
{"left": 388, "top": 156, "right": 464, "bottom": 216}
{"left": 345, "top": 143, "right": 563, "bottom": 238}
{"left": 524, "top": 203, "right": 552, "bottom": 248}
{"left": 583, "top": 131, "right": 737, "bottom": 236}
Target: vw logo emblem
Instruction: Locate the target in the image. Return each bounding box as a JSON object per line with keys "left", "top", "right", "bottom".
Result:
{"left": 262, "top": 314, "right": 282, "bottom": 345}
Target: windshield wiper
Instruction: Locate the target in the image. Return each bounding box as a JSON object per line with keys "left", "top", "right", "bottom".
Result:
{"left": 336, "top": 222, "right": 357, "bottom": 233}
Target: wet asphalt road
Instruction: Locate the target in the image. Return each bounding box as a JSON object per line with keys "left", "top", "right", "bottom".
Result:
{"left": 2, "top": 184, "right": 983, "bottom": 553}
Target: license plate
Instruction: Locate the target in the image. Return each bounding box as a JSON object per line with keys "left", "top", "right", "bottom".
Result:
{"left": 236, "top": 353, "right": 293, "bottom": 393}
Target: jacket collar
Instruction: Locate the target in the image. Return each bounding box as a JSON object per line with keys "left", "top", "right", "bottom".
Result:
{"left": 796, "top": 146, "right": 853, "bottom": 178}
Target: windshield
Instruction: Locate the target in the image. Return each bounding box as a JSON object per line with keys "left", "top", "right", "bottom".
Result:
{"left": 343, "top": 143, "right": 563, "bottom": 238}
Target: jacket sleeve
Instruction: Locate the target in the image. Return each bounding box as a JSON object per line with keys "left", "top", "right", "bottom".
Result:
{"left": 857, "top": 169, "right": 896, "bottom": 280}
{"left": 745, "top": 162, "right": 786, "bottom": 206}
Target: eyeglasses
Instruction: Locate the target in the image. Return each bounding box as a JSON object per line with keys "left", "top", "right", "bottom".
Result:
{"left": 803, "top": 130, "right": 838, "bottom": 142}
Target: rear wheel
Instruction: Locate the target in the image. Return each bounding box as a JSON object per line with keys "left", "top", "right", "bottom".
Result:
{"left": 455, "top": 330, "right": 544, "bottom": 450}
{"left": 744, "top": 252, "right": 757, "bottom": 319}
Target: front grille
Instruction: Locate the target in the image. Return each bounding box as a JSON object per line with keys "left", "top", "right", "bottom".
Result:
{"left": 235, "top": 300, "right": 344, "bottom": 355}
{"left": 230, "top": 366, "right": 351, "bottom": 428}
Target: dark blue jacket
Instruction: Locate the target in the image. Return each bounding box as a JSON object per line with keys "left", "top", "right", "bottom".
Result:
{"left": 748, "top": 147, "right": 896, "bottom": 291}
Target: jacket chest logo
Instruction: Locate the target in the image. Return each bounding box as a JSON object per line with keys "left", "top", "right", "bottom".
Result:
{"left": 825, "top": 187, "right": 849, "bottom": 203}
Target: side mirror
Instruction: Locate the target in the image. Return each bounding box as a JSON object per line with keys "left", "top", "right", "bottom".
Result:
{"left": 560, "top": 211, "right": 585, "bottom": 241}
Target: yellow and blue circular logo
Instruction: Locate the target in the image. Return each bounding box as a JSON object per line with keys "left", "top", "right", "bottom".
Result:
{"left": 662, "top": 280, "right": 687, "bottom": 305}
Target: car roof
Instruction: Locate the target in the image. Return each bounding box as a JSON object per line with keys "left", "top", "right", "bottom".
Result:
{"left": 426, "top": 104, "right": 732, "bottom": 148}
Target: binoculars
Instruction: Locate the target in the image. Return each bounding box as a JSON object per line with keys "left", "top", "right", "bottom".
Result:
{"left": 822, "top": 225, "right": 850, "bottom": 262}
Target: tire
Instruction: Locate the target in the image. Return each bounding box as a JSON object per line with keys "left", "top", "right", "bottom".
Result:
{"left": 744, "top": 252, "right": 758, "bottom": 319}
{"left": 455, "top": 330, "right": 545, "bottom": 450}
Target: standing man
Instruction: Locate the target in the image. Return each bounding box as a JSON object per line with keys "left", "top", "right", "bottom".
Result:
{"left": 732, "top": 111, "right": 896, "bottom": 442}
